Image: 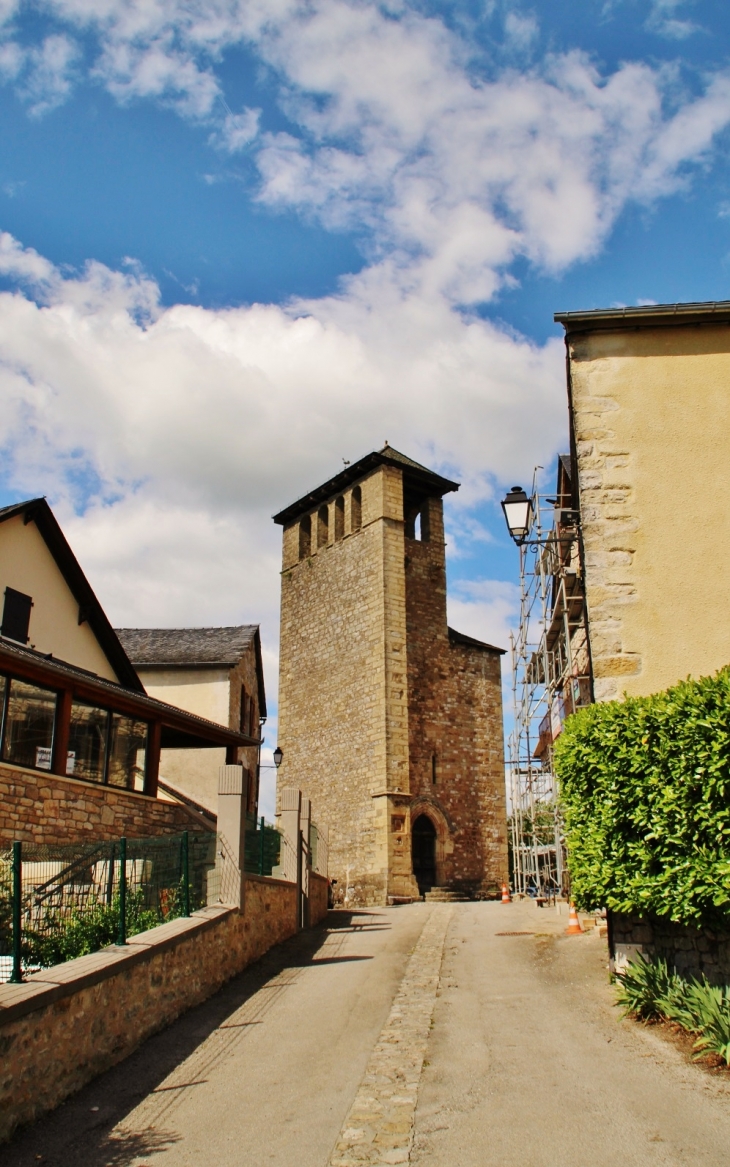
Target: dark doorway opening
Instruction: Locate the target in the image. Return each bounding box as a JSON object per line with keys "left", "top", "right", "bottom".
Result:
{"left": 412, "top": 814, "right": 437, "bottom": 895}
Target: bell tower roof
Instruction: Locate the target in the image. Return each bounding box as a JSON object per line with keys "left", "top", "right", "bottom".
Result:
{"left": 273, "top": 444, "right": 459, "bottom": 526}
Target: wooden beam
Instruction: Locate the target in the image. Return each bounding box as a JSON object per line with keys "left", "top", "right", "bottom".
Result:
{"left": 145, "top": 721, "right": 161, "bottom": 798}
{"left": 51, "top": 688, "right": 73, "bottom": 777}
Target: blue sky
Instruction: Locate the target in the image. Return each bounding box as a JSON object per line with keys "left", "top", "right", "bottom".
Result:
{"left": 1, "top": 0, "right": 730, "bottom": 808}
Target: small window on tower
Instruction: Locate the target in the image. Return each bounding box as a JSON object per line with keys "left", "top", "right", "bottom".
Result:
{"left": 317, "top": 505, "right": 329, "bottom": 548}
{"left": 299, "top": 515, "right": 312, "bottom": 559}
{"left": 334, "top": 495, "right": 345, "bottom": 541}
{"left": 1, "top": 588, "right": 32, "bottom": 644}
{"left": 432, "top": 754, "right": 437, "bottom": 785}
{"left": 351, "top": 486, "right": 362, "bottom": 532}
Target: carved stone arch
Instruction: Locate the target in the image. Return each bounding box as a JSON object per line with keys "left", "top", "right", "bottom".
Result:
{"left": 410, "top": 798, "right": 453, "bottom": 891}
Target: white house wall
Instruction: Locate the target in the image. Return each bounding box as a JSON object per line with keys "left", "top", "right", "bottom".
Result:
{"left": 0, "top": 515, "right": 119, "bottom": 682}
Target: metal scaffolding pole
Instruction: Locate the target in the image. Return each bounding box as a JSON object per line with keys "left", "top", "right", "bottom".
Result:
{"left": 506, "top": 473, "right": 591, "bottom": 899}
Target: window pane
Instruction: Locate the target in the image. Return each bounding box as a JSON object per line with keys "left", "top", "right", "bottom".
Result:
{"left": 3, "top": 678, "right": 57, "bottom": 771}
{"left": 108, "top": 714, "right": 148, "bottom": 791}
{"left": 67, "top": 701, "right": 109, "bottom": 784}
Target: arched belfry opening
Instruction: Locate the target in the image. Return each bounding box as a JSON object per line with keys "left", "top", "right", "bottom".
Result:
{"left": 411, "top": 813, "right": 437, "bottom": 895}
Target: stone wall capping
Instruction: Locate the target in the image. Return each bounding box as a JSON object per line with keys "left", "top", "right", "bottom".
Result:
{"left": 0, "top": 910, "right": 236, "bottom": 1024}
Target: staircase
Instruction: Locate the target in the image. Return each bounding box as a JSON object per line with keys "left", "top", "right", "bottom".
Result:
{"left": 423, "top": 887, "right": 471, "bottom": 903}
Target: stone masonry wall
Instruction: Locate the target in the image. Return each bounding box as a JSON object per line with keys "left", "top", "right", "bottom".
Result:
{"left": 0, "top": 762, "right": 209, "bottom": 847}
{"left": 277, "top": 467, "right": 402, "bottom": 907}
{"left": 0, "top": 875, "right": 298, "bottom": 1143}
{"left": 404, "top": 498, "right": 508, "bottom": 896}
{"left": 308, "top": 870, "right": 329, "bottom": 925}
{"left": 609, "top": 911, "right": 730, "bottom": 985}
{"left": 277, "top": 458, "right": 508, "bottom": 906}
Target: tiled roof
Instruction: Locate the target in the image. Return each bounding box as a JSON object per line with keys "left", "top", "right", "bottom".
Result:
{"left": 448, "top": 627, "right": 505, "bottom": 655}
{"left": 116, "top": 626, "right": 258, "bottom": 667}
{"left": 273, "top": 444, "right": 459, "bottom": 526}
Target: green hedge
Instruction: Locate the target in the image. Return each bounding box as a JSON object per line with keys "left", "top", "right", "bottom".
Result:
{"left": 553, "top": 667, "right": 730, "bottom": 925}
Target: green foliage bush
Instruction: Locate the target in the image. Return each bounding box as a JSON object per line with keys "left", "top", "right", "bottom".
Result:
{"left": 553, "top": 667, "right": 730, "bottom": 925}
{"left": 616, "top": 955, "right": 730, "bottom": 1065}
{"left": 23, "top": 889, "right": 165, "bottom": 967}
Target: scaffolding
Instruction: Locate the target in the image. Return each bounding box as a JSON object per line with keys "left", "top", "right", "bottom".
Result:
{"left": 507, "top": 465, "right": 592, "bottom": 898}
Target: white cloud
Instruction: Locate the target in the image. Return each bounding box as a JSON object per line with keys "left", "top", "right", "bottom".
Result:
{"left": 211, "top": 106, "right": 261, "bottom": 152}
{"left": 0, "top": 232, "right": 564, "bottom": 698}
{"left": 20, "top": 34, "right": 79, "bottom": 117}
{"left": 645, "top": 0, "right": 701, "bottom": 40}
{"left": 0, "top": 230, "right": 56, "bottom": 285}
{"left": 0, "top": 3, "right": 726, "bottom": 306}
{"left": 447, "top": 578, "right": 520, "bottom": 652}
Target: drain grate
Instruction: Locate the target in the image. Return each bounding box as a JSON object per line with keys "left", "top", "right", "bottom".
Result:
{"left": 495, "top": 931, "right": 535, "bottom": 936}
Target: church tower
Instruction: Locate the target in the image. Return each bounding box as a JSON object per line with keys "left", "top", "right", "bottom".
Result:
{"left": 274, "top": 446, "right": 508, "bottom": 906}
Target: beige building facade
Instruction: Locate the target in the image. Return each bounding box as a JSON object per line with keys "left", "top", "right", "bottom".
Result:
{"left": 116, "top": 627, "right": 266, "bottom": 817}
{"left": 556, "top": 301, "right": 730, "bottom": 702}
{"left": 274, "top": 446, "right": 508, "bottom": 906}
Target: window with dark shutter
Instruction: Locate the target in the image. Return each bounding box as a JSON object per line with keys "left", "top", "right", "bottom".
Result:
{"left": 2, "top": 588, "right": 33, "bottom": 644}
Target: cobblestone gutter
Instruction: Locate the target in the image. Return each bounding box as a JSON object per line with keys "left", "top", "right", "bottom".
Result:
{"left": 329, "top": 904, "right": 452, "bottom": 1166}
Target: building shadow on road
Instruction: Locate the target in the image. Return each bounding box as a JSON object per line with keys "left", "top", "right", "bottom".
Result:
{"left": 4, "top": 909, "right": 388, "bottom": 1167}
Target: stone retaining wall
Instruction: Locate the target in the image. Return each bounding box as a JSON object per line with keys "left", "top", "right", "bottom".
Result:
{"left": 0, "top": 762, "right": 209, "bottom": 846}
{"left": 609, "top": 911, "right": 730, "bottom": 984}
{"left": 309, "top": 870, "right": 329, "bottom": 925}
{"left": 0, "top": 874, "right": 299, "bottom": 1143}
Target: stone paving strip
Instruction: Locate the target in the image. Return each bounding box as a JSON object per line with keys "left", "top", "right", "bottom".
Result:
{"left": 328, "top": 904, "right": 452, "bottom": 1167}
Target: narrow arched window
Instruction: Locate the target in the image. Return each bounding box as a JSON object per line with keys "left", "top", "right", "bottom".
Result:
{"left": 299, "top": 515, "right": 311, "bottom": 559}
{"left": 317, "top": 504, "right": 329, "bottom": 548}
{"left": 351, "top": 485, "right": 362, "bottom": 532}
{"left": 335, "top": 495, "right": 345, "bottom": 541}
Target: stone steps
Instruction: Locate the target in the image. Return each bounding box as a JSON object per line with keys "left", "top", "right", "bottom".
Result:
{"left": 423, "top": 888, "right": 471, "bottom": 902}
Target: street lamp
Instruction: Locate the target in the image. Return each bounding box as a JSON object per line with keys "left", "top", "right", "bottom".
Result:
{"left": 501, "top": 486, "right": 534, "bottom": 544}
{"left": 273, "top": 746, "right": 283, "bottom": 768}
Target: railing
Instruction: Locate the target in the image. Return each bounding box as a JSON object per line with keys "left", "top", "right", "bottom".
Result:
{"left": 0, "top": 832, "right": 216, "bottom": 983}
{"left": 244, "top": 815, "right": 282, "bottom": 876}
{"left": 309, "top": 821, "right": 329, "bottom": 877}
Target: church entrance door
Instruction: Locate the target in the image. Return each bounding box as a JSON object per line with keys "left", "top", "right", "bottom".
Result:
{"left": 411, "top": 814, "right": 437, "bottom": 895}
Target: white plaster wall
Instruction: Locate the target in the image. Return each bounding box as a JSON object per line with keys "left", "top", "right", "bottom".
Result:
{"left": 0, "top": 515, "right": 118, "bottom": 682}
{"left": 139, "top": 667, "right": 230, "bottom": 724}
{"left": 138, "top": 666, "right": 231, "bottom": 814}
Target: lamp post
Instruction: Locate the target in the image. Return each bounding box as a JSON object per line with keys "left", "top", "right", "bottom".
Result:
{"left": 273, "top": 746, "right": 283, "bottom": 769}
{"left": 500, "top": 486, "right": 534, "bottom": 544}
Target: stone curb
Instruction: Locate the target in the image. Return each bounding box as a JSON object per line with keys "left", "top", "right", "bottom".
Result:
{"left": 328, "top": 904, "right": 452, "bottom": 1167}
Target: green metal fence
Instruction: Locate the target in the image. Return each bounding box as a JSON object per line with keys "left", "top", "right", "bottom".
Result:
{"left": 0, "top": 818, "right": 288, "bottom": 982}
{"left": 244, "top": 815, "right": 282, "bottom": 876}
{"left": 0, "top": 831, "right": 216, "bottom": 982}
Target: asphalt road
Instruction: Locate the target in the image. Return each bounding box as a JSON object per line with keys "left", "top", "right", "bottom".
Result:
{"left": 413, "top": 901, "right": 730, "bottom": 1167}
{"left": 5, "top": 900, "right": 730, "bottom": 1166}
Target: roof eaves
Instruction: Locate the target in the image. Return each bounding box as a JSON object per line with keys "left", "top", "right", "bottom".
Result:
{"left": 447, "top": 627, "right": 505, "bottom": 655}
{"left": 0, "top": 640, "right": 259, "bottom": 746}
{"left": 555, "top": 300, "right": 730, "bottom": 334}
{"left": 273, "top": 447, "right": 459, "bottom": 526}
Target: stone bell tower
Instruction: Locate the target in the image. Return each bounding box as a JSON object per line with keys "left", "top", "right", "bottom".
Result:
{"left": 274, "top": 445, "right": 508, "bottom": 906}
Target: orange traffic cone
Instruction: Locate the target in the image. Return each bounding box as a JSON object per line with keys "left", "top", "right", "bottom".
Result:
{"left": 566, "top": 903, "right": 583, "bottom": 934}
{"left": 501, "top": 883, "right": 511, "bottom": 904}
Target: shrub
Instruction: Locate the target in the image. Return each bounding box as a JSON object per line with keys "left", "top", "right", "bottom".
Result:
{"left": 616, "top": 955, "right": 730, "bottom": 1065}
{"left": 553, "top": 667, "right": 730, "bottom": 926}
{"left": 23, "top": 889, "right": 161, "bottom": 967}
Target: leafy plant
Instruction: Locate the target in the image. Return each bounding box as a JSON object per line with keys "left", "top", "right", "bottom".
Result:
{"left": 23, "top": 889, "right": 162, "bottom": 967}
{"left": 616, "top": 956, "right": 730, "bottom": 1066}
{"left": 615, "top": 954, "right": 681, "bottom": 1021}
{"left": 553, "top": 666, "right": 730, "bottom": 926}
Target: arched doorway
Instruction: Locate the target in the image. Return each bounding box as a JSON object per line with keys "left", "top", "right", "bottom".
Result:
{"left": 412, "top": 814, "right": 437, "bottom": 895}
